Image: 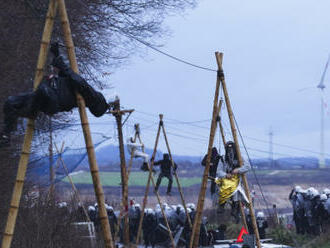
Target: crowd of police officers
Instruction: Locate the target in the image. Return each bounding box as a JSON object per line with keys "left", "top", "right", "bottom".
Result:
{"left": 289, "top": 186, "right": 330, "bottom": 236}
{"left": 85, "top": 201, "right": 211, "bottom": 247}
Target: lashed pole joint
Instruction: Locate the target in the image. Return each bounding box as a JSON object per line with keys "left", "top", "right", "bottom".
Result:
{"left": 218, "top": 52, "right": 261, "bottom": 248}
{"left": 190, "top": 52, "right": 223, "bottom": 248}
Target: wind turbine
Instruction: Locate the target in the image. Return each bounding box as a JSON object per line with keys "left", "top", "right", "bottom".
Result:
{"left": 317, "top": 55, "right": 330, "bottom": 168}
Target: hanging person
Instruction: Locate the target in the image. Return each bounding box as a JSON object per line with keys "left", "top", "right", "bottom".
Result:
{"left": 0, "top": 42, "right": 109, "bottom": 147}
{"left": 212, "top": 141, "right": 251, "bottom": 220}
{"left": 201, "top": 147, "right": 221, "bottom": 196}
{"left": 153, "top": 153, "right": 177, "bottom": 196}
{"left": 126, "top": 137, "right": 150, "bottom": 171}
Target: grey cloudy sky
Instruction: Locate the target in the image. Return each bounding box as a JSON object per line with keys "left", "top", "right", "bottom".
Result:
{"left": 61, "top": 0, "right": 330, "bottom": 159}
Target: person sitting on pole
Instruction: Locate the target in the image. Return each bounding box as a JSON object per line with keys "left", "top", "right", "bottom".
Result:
{"left": 0, "top": 42, "right": 109, "bottom": 147}
{"left": 153, "top": 153, "right": 177, "bottom": 196}
{"left": 213, "top": 141, "right": 251, "bottom": 221}
{"left": 126, "top": 137, "right": 150, "bottom": 171}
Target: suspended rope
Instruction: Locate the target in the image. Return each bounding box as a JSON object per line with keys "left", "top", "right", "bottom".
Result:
{"left": 233, "top": 114, "right": 273, "bottom": 218}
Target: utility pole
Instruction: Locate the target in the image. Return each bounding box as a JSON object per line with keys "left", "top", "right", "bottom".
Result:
{"left": 269, "top": 127, "right": 274, "bottom": 169}
{"left": 109, "top": 98, "right": 134, "bottom": 246}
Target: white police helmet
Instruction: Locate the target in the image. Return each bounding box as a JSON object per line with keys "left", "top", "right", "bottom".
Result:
{"left": 320, "top": 194, "right": 327, "bottom": 201}
{"left": 257, "top": 211, "right": 265, "bottom": 218}
{"left": 294, "top": 185, "right": 303, "bottom": 193}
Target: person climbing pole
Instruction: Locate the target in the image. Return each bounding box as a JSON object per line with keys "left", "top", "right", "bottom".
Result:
{"left": 153, "top": 153, "right": 177, "bottom": 196}
{"left": 0, "top": 42, "right": 109, "bottom": 147}
{"left": 212, "top": 141, "right": 251, "bottom": 221}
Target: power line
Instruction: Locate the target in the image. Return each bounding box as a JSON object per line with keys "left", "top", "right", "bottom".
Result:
{"left": 120, "top": 33, "right": 217, "bottom": 73}
{"left": 135, "top": 109, "right": 330, "bottom": 157}
{"left": 233, "top": 114, "right": 273, "bottom": 217}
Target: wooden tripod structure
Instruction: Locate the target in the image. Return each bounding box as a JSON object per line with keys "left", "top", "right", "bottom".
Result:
{"left": 135, "top": 114, "right": 192, "bottom": 247}
{"left": 190, "top": 52, "right": 261, "bottom": 248}
{"left": 135, "top": 115, "right": 175, "bottom": 247}
{"left": 1, "top": 1, "right": 114, "bottom": 248}
{"left": 109, "top": 100, "right": 134, "bottom": 246}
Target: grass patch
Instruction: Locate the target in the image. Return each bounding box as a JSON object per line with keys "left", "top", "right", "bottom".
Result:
{"left": 64, "top": 171, "right": 201, "bottom": 187}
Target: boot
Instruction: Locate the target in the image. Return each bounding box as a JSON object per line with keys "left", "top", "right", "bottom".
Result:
{"left": 140, "top": 162, "right": 149, "bottom": 171}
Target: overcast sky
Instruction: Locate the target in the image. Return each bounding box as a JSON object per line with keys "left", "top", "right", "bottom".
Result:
{"left": 59, "top": 0, "right": 330, "bottom": 160}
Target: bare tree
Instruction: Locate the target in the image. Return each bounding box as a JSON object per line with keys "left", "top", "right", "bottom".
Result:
{"left": 0, "top": 0, "right": 197, "bottom": 245}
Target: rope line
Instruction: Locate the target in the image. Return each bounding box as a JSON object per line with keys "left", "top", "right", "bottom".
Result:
{"left": 121, "top": 33, "right": 217, "bottom": 72}
{"left": 233, "top": 113, "right": 273, "bottom": 217}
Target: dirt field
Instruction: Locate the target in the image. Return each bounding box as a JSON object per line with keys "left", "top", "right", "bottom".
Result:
{"left": 56, "top": 169, "right": 330, "bottom": 214}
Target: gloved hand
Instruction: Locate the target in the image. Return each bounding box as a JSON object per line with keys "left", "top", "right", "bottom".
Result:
{"left": 50, "top": 42, "right": 60, "bottom": 57}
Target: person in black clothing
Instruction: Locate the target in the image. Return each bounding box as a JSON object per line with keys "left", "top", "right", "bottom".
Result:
{"left": 142, "top": 209, "right": 158, "bottom": 248}
{"left": 0, "top": 42, "right": 109, "bottom": 147}
{"left": 202, "top": 147, "right": 221, "bottom": 195}
{"left": 153, "top": 153, "right": 177, "bottom": 195}
{"left": 106, "top": 205, "right": 118, "bottom": 238}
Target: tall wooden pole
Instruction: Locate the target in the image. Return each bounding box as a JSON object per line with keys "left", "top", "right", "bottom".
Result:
{"left": 217, "top": 99, "right": 226, "bottom": 147}
{"left": 112, "top": 100, "right": 130, "bottom": 246}
{"left": 57, "top": 0, "right": 114, "bottom": 247}
{"left": 126, "top": 127, "right": 139, "bottom": 178}
{"left": 136, "top": 115, "right": 175, "bottom": 247}
{"left": 161, "top": 120, "right": 192, "bottom": 229}
{"left": 217, "top": 100, "right": 248, "bottom": 231}
{"left": 49, "top": 117, "right": 55, "bottom": 202}
{"left": 190, "top": 53, "right": 222, "bottom": 248}
{"left": 1, "top": 1, "right": 58, "bottom": 248}
{"left": 54, "top": 143, "right": 91, "bottom": 222}
{"left": 114, "top": 129, "right": 137, "bottom": 242}
{"left": 217, "top": 100, "right": 248, "bottom": 230}
{"left": 219, "top": 52, "right": 261, "bottom": 248}
{"left": 136, "top": 120, "right": 162, "bottom": 245}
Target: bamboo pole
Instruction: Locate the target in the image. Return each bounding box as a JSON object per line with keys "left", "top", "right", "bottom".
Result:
{"left": 217, "top": 99, "right": 226, "bottom": 147}
{"left": 113, "top": 100, "right": 130, "bottom": 246}
{"left": 126, "top": 131, "right": 138, "bottom": 178}
{"left": 1, "top": 1, "right": 58, "bottom": 248}
{"left": 219, "top": 52, "right": 261, "bottom": 248}
{"left": 55, "top": 143, "right": 91, "bottom": 222}
{"left": 136, "top": 115, "right": 175, "bottom": 247}
{"left": 217, "top": 100, "right": 248, "bottom": 230}
{"left": 136, "top": 120, "right": 162, "bottom": 245}
{"left": 57, "top": 1, "right": 114, "bottom": 247}
{"left": 161, "top": 119, "right": 192, "bottom": 229}
{"left": 148, "top": 163, "right": 175, "bottom": 247}
{"left": 49, "top": 117, "right": 55, "bottom": 202}
{"left": 190, "top": 52, "right": 222, "bottom": 248}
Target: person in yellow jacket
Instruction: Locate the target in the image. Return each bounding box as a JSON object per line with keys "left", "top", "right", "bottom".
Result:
{"left": 214, "top": 141, "right": 250, "bottom": 222}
